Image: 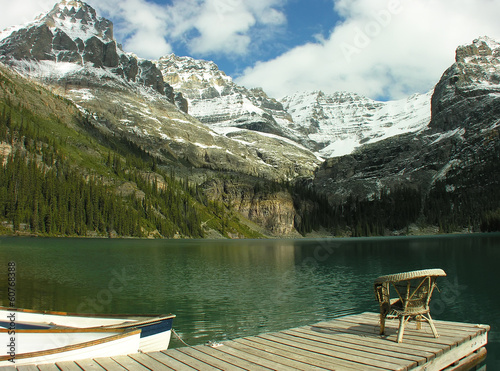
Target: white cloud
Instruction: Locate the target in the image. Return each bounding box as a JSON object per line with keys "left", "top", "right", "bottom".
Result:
{"left": 165, "top": 0, "right": 287, "bottom": 57}
{"left": 1, "top": 0, "right": 286, "bottom": 60}
{"left": 236, "top": 0, "right": 500, "bottom": 100}
{"left": 187, "top": 0, "right": 257, "bottom": 55}
{"left": 0, "top": 0, "right": 55, "bottom": 30}
{"left": 92, "top": 0, "right": 287, "bottom": 59}
{"left": 90, "top": 0, "right": 172, "bottom": 59}
{"left": 4, "top": 0, "right": 499, "bottom": 102}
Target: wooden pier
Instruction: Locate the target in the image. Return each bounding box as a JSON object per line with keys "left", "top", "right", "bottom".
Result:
{"left": 2, "top": 312, "right": 489, "bottom": 371}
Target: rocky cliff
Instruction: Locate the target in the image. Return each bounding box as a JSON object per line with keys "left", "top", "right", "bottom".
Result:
{"left": 1, "top": 0, "right": 498, "bottom": 236}
{"left": 157, "top": 54, "right": 435, "bottom": 160}
{"left": 203, "top": 177, "right": 298, "bottom": 236}
{"left": 312, "top": 37, "right": 500, "bottom": 229}
{"left": 156, "top": 54, "right": 296, "bottom": 139}
{"left": 0, "top": 0, "right": 320, "bottom": 183}
{"left": 431, "top": 37, "right": 500, "bottom": 133}
{"left": 0, "top": 0, "right": 171, "bottom": 99}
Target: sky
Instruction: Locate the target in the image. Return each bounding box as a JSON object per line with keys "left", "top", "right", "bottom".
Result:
{"left": 1, "top": 0, "right": 500, "bottom": 101}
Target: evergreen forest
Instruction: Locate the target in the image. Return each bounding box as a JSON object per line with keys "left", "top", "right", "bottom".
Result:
{"left": 1, "top": 63, "right": 499, "bottom": 238}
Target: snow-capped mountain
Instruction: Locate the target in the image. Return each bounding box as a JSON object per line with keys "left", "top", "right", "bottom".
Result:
{"left": 0, "top": 0, "right": 321, "bottom": 182}
{"left": 281, "top": 90, "right": 431, "bottom": 158}
{"left": 156, "top": 54, "right": 298, "bottom": 140}
{"left": 431, "top": 36, "right": 500, "bottom": 133}
{"left": 157, "top": 54, "right": 432, "bottom": 159}
{"left": 0, "top": 0, "right": 169, "bottom": 97}
{"left": 313, "top": 36, "right": 500, "bottom": 212}
{"left": 1, "top": 0, "right": 499, "bottom": 235}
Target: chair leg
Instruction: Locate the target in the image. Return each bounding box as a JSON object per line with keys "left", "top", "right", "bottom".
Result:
{"left": 397, "top": 316, "right": 407, "bottom": 343}
{"left": 379, "top": 311, "right": 386, "bottom": 335}
{"left": 425, "top": 313, "right": 439, "bottom": 338}
{"left": 416, "top": 314, "right": 422, "bottom": 330}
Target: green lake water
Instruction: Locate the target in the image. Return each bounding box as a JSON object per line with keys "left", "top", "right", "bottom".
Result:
{"left": 1, "top": 234, "right": 499, "bottom": 368}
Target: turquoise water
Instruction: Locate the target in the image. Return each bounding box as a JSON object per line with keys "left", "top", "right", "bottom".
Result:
{"left": 1, "top": 234, "right": 499, "bottom": 367}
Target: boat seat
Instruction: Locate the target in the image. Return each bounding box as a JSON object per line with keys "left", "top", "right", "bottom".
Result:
{"left": 374, "top": 268, "right": 446, "bottom": 343}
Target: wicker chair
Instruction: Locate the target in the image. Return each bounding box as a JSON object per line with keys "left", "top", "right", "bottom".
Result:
{"left": 374, "top": 269, "right": 446, "bottom": 343}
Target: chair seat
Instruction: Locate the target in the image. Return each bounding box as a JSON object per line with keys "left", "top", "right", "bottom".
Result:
{"left": 389, "top": 299, "right": 429, "bottom": 315}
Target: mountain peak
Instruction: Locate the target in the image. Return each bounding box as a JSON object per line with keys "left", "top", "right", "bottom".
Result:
{"left": 456, "top": 36, "right": 500, "bottom": 64}
{"left": 39, "top": 0, "right": 113, "bottom": 43}
{"left": 0, "top": 0, "right": 171, "bottom": 98}
{"left": 49, "top": 0, "right": 86, "bottom": 12}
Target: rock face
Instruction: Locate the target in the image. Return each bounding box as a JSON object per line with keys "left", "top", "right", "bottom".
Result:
{"left": 203, "top": 178, "right": 297, "bottom": 236}
{"left": 313, "top": 37, "right": 500, "bottom": 208}
{"left": 0, "top": 0, "right": 321, "bottom": 182}
{"left": 281, "top": 90, "right": 432, "bottom": 158}
{"left": 156, "top": 54, "right": 298, "bottom": 140}
{"left": 0, "top": 0, "right": 169, "bottom": 98}
{"left": 157, "top": 54, "right": 434, "bottom": 160}
{"left": 431, "top": 37, "right": 500, "bottom": 132}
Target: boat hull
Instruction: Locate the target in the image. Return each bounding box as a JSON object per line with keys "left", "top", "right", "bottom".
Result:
{"left": 0, "top": 307, "right": 175, "bottom": 354}
{"left": 0, "top": 328, "right": 141, "bottom": 366}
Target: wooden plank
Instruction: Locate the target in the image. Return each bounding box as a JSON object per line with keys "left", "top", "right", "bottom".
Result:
{"left": 161, "top": 349, "right": 220, "bottom": 371}
{"left": 275, "top": 331, "right": 412, "bottom": 369}
{"left": 235, "top": 336, "right": 374, "bottom": 371}
{"left": 362, "top": 312, "right": 489, "bottom": 332}
{"left": 146, "top": 351, "right": 197, "bottom": 371}
{"left": 342, "top": 313, "right": 481, "bottom": 338}
{"left": 253, "top": 332, "right": 402, "bottom": 371}
{"left": 55, "top": 361, "right": 83, "bottom": 371}
{"left": 110, "top": 355, "right": 150, "bottom": 371}
{"left": 413, "top": 332, "right": 488, "bottom": 371}
{"left": 16, "top": 366, "right": 40, "bottom": 371}
{"left": 93, "top": 357, "right": 128, "bottom": 371}
{"left": 234, "top": 337, "right": 346, "bottom": 371}
{"left": 321, "top": 315, "right": 463, "bottom": 347}
{"left": 74, "top": 359, "right": 106, "bottom": 371}
{"left": 223, "top": 340, "right": 302, "bottom": 371}
{"left": 216, "top": 341, "right": 298, "bottom": 371}
{"left": 293, "top": 326, "right": 432, "bottom": 364}
{"left": 128, "top": 353, "right": 174, "bottom": 370}
{"left": 281, "top": 327, "right": 423, "bottom": 365}
{"left": 227, "top": 338, "right": 347, "bottom": 371}
{"left": 310, "top": 321, "right": 446, "bottom": 355}
{"left": 0, "top": 366, "right": 16, "bottom": 371}
{"left": 176, "top": 346, "right": 247, "bottom": 370}
{"left": 37, "top": 364, "right": 63, "bottom": 371}
{"left": 193, "top": 344, "right": 272, "bottom": 371}
{"left": 308, "top": 323, "right": 440, "bottom": 355}
{"left": 304, "top": 323, "right": 438, "bottom": 358}
{"left": 443, "top": 347, "right": 487, "bottom": 371}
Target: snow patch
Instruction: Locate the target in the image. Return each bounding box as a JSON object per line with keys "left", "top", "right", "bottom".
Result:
{"left": 433, "top": 159, "right": 461, "bottom": 183}
{"left": 69, "top": 88, "right": 94, "bottom": 101}
{"left": 429, "top": 128, "right": 466, "bottom": 145}
{"left": 282, "top": 90, "right": 433, "bottom": 158}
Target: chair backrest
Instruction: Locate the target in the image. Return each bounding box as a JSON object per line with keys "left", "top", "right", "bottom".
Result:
{"left": 375, "top": 269, "right": 446, "bottom": 312}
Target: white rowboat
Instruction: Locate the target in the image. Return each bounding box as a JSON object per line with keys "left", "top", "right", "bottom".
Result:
{"left": 0, "top": 327, "right": 141, "bottom": 366}
{"left": 0, "top": 306, "right": 176, "bottom": 366}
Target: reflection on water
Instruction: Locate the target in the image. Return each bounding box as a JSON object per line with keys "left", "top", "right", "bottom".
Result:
{"left": 0, "top": 234, "right": 499, "bottom": 368}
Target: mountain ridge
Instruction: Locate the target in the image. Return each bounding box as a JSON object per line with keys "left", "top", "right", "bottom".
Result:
{"left": 0, "top": 0, "right": 499, "bottom": 236}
